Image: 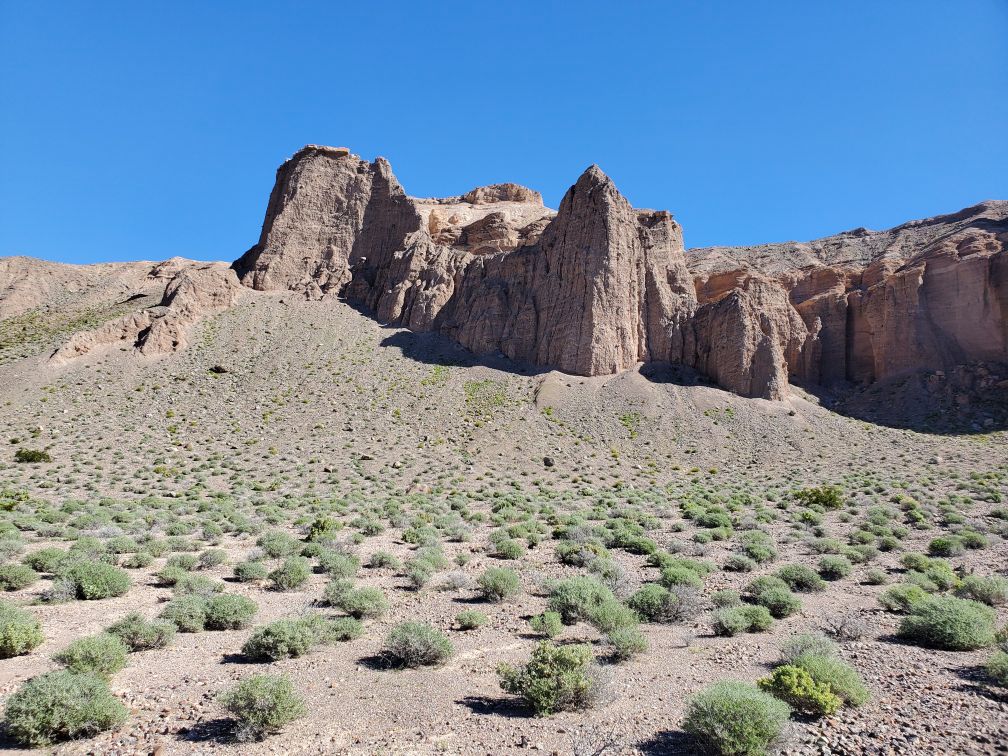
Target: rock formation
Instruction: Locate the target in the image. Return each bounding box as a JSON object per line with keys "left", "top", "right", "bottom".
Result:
{"left": 234, "top": 146, "right": 1007, "bottom": 400}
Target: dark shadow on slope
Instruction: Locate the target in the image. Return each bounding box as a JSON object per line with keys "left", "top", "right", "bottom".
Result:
{"left": 457, "top": 695, "right": 534, "bottom": 719}
{"left": 636, "top": 731, "right": 695, "bottom": 755}
{"left": 799, "top": 361, "right": 1008, "bottom": 435}
{"left": 378, "top": 328, "right": 550, "bottom": 377}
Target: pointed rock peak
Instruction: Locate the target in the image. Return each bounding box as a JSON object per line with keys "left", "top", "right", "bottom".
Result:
{"left": 577, "top": 164, "right": 613, "bottom": 188}
{"left": 555, "top": 164, "right": 628, "bottom": 218}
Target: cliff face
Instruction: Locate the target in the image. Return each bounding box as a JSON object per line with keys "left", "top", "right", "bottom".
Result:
{"left": 688, "top": 201, "right": 1008, "bottom": 388}
{"left": 234, "top": 145, "right": 1008, "bottom": 400}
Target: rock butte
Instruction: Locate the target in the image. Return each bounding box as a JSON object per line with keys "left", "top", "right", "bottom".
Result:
{"left": 43, "top": 144, "right": 1008, "bottom": 401}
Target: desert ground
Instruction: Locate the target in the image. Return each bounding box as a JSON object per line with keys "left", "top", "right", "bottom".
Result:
{"left": 0, "top": 280, "right": 1006, "bottom": 755}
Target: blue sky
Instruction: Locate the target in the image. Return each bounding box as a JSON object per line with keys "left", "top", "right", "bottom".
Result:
{"left": 2, "top": 1, "right": 1006, "bottom": 264}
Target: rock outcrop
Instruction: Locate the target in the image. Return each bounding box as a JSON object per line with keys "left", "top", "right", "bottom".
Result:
{"left": 234, "top": 146, "right": 1007, "bottom": 400}
{"left": 52, "top": 262, "right": 241, "bottom": 361}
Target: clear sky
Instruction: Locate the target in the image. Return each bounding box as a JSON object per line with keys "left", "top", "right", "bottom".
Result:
{"left": 2, "top": 1, "right": 1006, "bottom": 264}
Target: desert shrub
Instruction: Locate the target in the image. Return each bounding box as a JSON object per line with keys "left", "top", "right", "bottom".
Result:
{"left": 268, "top": 557, "right": 310, "bottom": 591}
{"left": 754, "top": 586, "right": 802, "bottom": 619}
{"left": 53, "top": 633, "right": 127, "bottom": 678}
{"left": 792, "top": 653, "right": 869, "bottom": 706}
{"left": 494, "top": 538, "right": 525, "bottom": 560}
{"left": 628, "top": 584, "right": 674, "bottom": 622}
{"left": 758, "top": 664, "right": 840, "bottom": 715}
{"left": 367, "top": 550, "right": 401, "bottom": 569}
{"left": 879, "top": 583, "right": 929, "bottom": 613}
{"left": 956, "top": 575, "right": 1008, "bottom": 606}
{"left": 14, "top": 448, "right": 52, "bottom": 463}
{"left": 323, "top": 616, "right": 364, "bottom": 642}
{"left": 159, "top": 595, "right": 209, "bottom": 632}
{"left": 683, "top": 680, "right": 790, "bottom": 756}
{"left": 155, "top": 565, "right": 186, "bottom": 587}
{"left": 864, "top": 568, "right": 888, "bottom": 585}
{"left": 122, "top": 551, "right": 153, "bottom": 569}
{"left": 197, "top": 548, "right": 226, "bottom": 570}
{"left": 3, "top": 671, "right": 127, "bottom": 747}
{"left": 166, "top": 553, "right": 199, "bottom": 571}
{"left": 587, "top": 599, "right": 638, "bottom": 633}
{"left": 382, "top": 622, "right": 453, "bottom": 667}
{"left": 529, "top": 611, "right": 563, "bottom": 638}
{"left": 233, "top": 559, "right": 269, "bottom": 582}
{"left": 22, "top": 547, "right": 67, "bottom": 573}
{"left": 742, "top": 575, "right": 789, "bottom": 600}
{"left": 958, "top": 529, "right": 988, "bottom": 549}
{"left": 0, "top": 563, "right": 38, "bottom": 591}
{"left": 659, "top": 565, "right": 704, "bottom": 589}
{"left": 818, "top": 555, "right": 852, "bottom": 580}
{"left": 712, "top": 605, "right": 773, "bottom": 636}
{"left": 723, "top": 555, "right": 757, "bottom": 572}
{"left": 242, "top": 619, "right": 316, "bottom": 661}
{"left": 779, "top": 632, "right": 837, "bottom": 664}
{"left": 172, "top": 573, "right": 223, "bottom": 598}
{"left": 106, "top": 612, "right": 175, "bottom": 651}
{"left": 711, "top": 589, "right": 742, "bottom": 608}
{"left": 404, "top": 559, "right": 434, "bottom": 589}
{"left": 927, "top": 536, "right": 964, "bottom": 558}
{"left": 205, "top": 594, "right": 258, "bottom": 630}
{"left": 547, "top": 576, "right": 615, "bottom": 624}
{"left": 821, "top": 613, "right": 870, "bottom": 642}
{"left": 256, "top": 530, "right": 299, "bottom": 558}
{"left": 606, "top": 625, "right": 648, "bottom": 661}
{"left": 0, "top": 601, "right": 44, "bottom": 657}
{"left": 456, "top": 610, "right": 488, "bottom": 630}
{"left": 317, "top": 551, "right": 359, "bottom": 579}
{"left": 498, "top": 641, "right": 606, "bottom": 715}
{"left": 63, "top": 560, "right": 130, "bottom": 600}
{"left": 775, "top": 564, "right": 826, "bottom": 592}
{"left": 738, "top": 531, "right": 777, "bottom": 564}
{"left": 218, "top": 674, "right": 306, "bottom": 742}
{"left": 898, "top": 596, "right": 996, "bottom": 651}
{"left": 477, "top": 567, "right": 521, "bottom": 602}
{"left": 987, "top": 650, "right": 1008, "bottom": 687}
{"left": 335, "top": 586, "right": 388, "bottom": 619}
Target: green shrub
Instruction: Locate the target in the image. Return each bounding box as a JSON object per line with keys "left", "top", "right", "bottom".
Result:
{"left": 711, "top": 589, "right": 742, "bottom": 608}
{"left": 268, "top": 557, "right": 310, "bottom": 591}
{"left": 14, "top": 448, "right": 51, "bottom": 463}
{"left": 879, "top": 583, "right": 929, "bottom": 613}
{"left": 317, "top": 551, "right": 359, "bottom": 579}
{"left": 367, "top": 550, "right": 401, "bottom": 569}
{"left": 0, "top": 601, "right": 44, "bottom": 657}
{"left": 477, "top": 567, "right": 521, "bottom": 602}
{"left": 323, "top": 616, "right": 364, "bottom": 642}
{"left": 498, "top": 641, "right": 605, "bottom": 715}
{"left": 159, "top": 595, "right": 209, "bottom": 632}
{"left": 106, "top": 612, "right": 175, "bottom": 651}
{"left": 659, "top": 565, "right": 704, "bottom": 589}
{"left": 683, "top": 680, "right": 790, "bottom": 756}
{"left": 53, "top": 633, "right": 127, "bottom": 678}
{"left": 779, "top": 632, "right": 837, "bottom": 664}
{"left": 494, "top": 538, "right": 525, "bottom": 560}
{"left": 63, "top": 560, "right": 130, "bottom": 600}
{"left": 712, "top": 605, "right": 773, "bottom": 636}
{"left": 987, "top": 650, "right": 1008, "bottom": 687}
{"left": 792, "top": 653, "right": 869, "bottom": 706}
{"left": 864, "top": 568, "right": 888, "bottom": 585}
{"left": 759, "top": 664, "right": 840, "bottom": 716}
{"left": 723, "top": 555, "right": 756, "bottom": 572}
{"left": 956, "top": 575, "right": 1008, "bottom": 606}
{"left": 0, "top": 563, "right": 39, "bottom": 591}
{"left": 587, "top": 599, "right": 638, "bottom": 633}
{"left": 233, "top": 559, "right": 269, "bottom": 582}
{"left": 382, "top": 622, "right": 453, "bottom": 667}
{"left": 606, "top": 625, "right": 648, "bottom": 661}
{"left": 818, "top": 555, "right": 852, "bottom": 580}
{"left": 927, "top": 536, "right": 964, "bottom": 557}
{"left": 205, "top": 594, "right": 258, "bottom": 630}
{"left": 197, "top": 548, "right": 226, "bottom": 570}
{"left": 256, "top": 530, "right": 300, "bottom": 558}
{"left": 753, "top": 586, "right": 801, "bottom": 619}
{"left": 121, "top": 551, "right": 154, "bottom": 569}
{"left": 529, "top": 611, "right": 563, "bottom": 638}
{"left": 218, "top": 674, "right": 306, "bottom": 742}
{"left": 335, "top": 586, "right": 388, "bottom": 619}
{"left": 172, "top": 573, "right": 223, "bottom": 598}
{"left": 898, "top": 596, "right": 996, "bottom": 650}
{"left": 404, "top": 559, "right": 434, "bottom": 589}
{"left": 242, "top": 619, "right": 316, "bottom": 661}
{"left": 22, "top": 547, "right": 67, "bottom": 573}
{"left": 775, "top": 564, "right": 826, "bottom": 592}
{"left": 456, "top": 610, "right": 488, "bottom": 630}
{"left": 3, "top": 670, "right": 127, "bottom": 747}
{"left": 547, "top": 576, "right": 615, "bottom": 624}
{"left": 627, "top": 584, "right": 676, "bottom": 622}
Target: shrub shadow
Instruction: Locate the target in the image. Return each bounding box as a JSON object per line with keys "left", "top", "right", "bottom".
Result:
{"left": 636, "top": 730, "right": 695, "bottom": 754}
{"left": 457, "top": 695, "right": 533, "bottom": 719}
{"left": 177, "top": 717, "right": 232, "bottom": 743}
